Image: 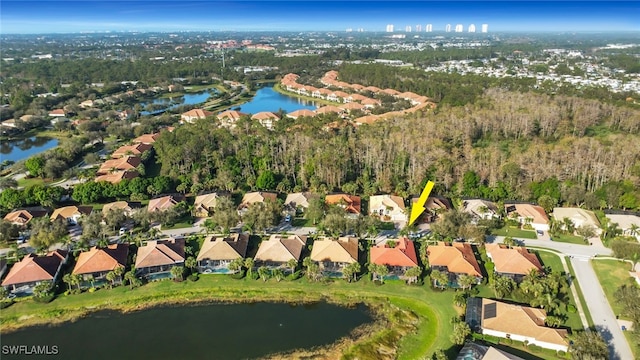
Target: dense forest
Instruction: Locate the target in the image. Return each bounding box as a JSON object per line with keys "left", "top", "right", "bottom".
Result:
{"left": 151, "top": 87, "right": 640, "bottom": 210}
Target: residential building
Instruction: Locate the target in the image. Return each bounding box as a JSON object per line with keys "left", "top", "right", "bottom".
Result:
{"left": 315, "top": 105, "right": 343, "bottom": 115}
{"left": 135, "top": 238, "right": 185, "bottom": 279}
{"left": 181, "top": 108, "right": 213, "bottom": 123}
{"left": 325, "top": 194, "right": 361, "bottom": 215}
{"left": 50, "top": 205, "right": 93, "bottom": 225}
{"left": 1, "top": 250, "right": 68, "bottom": 295}
{"left": 254, "top": 234, "right": 307, "bottom": 272}
{"left": 369, "top": 237, "right": 419, "bottom": 278}
{"left": 369, "top": 194, "right": 406, "bottom": 227}
{"left": 426, "top": 242, "right": 483, "bottom": 287}
{"left": 193, "top": 192, "right": 225, "bottom": 217}
{"left": 552, "top": 207, "right": 601, "bottom": 234}
{"left": 251, "top": 112, "right": 279, "bottom": 130}
{"left": 148, "top": 194, "right": 185, "bottom": 213}
{"left": 238, "top": 192, "right": 278, "bottom": 214}
{"left": 485, "top": 244, "right": 543, "bottom": 281}
{"left": 101, "top": 201, "right": 140, "bottom": 217}
{"left": 3, "top": 207, "right": 49, "bottom": 226}
{"left": 286, "top": 109, "right": 316, "bottom": 119}
{"left": 310, "top": 237, "right": 359, "bottom": 277}
{"left": 197, "top": 233, "right": 249, "bottom": 274}
{"left": 111, "top": 143, "right": 152, "bottom": 159}
{"left": 132, "top": 133, "right": 160, "bottom": 144}
{"left": 466, "top": 298, "right": 569, "bottom": 352}
{"left": 505, "top": 203, "right": 550, "bottom": 231}
{"left": 72, "top": 244, "right": 129, "bottom": 286}
{"left": 94, "top": 170, "right": 139, "bottom": 184}
{"left": 605, "top": 214, "right": 640, "bottom": 241}
{"left": 97, "top": 156, "right": 141, "bottom": 175}
{"left": 462, "top": 199, "right": 500, "bottom": 220}
{"left": 217, "top": 110, "right": 246, "bottom": 127}
{"left": 284, "top": 192, "right": 316, "bottom": 214}
{"left": 48, "top": 109, "right": 66, "bottom": 117}
{"left": 455, "top": 342, "right": 525, "bottom": 360}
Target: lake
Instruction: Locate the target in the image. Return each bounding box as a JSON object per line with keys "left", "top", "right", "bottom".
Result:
{"left": 1, "top": 302, "right": 372, "bottom": 360}
{"left": 234, "top": 85, "right": 317, "bottom": 114}
{"left": 0, "top": 137, "right": 59, "bottom": 163}
{"left": 140, "top": 91, "right": 214, "bottom": 115}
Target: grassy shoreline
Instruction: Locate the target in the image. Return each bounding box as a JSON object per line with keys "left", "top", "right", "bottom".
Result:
{"left": 0, "top": 275, "right": 455, "bottom": 359}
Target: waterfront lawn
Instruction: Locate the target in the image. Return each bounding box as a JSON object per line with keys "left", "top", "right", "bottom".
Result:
{"left": 591, "top": 259, "right": 636, "bottom": 317}
{"left": 491, "top": 226, "right": 538, "bottom": 239}
{"left": 550, "top": 233, "right": 586, "bottom": 245}
{"left": 16, "top": 177, "right": 46, "bottom": 188}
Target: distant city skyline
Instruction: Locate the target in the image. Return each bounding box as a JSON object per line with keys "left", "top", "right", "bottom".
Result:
{"left": 0, "top": 1, "right": 638, "bottom": 34}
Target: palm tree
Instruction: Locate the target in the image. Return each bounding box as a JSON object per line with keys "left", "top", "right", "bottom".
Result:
{"left": 228, "top": 258, "right": 244, "bottom": 274}
{"left": 63, "top": 273, "right": 75, "bottom": 291}
{"left": 85, "top": 274, "right": 95, "bottom": 288}
{"left": 257, "top": 266, "right": 270, "bottom": 282}
{"left": 368, "top": 263, "right": 388, "bottom": 283}
{"left": 457, "top": 274, "right": 477, "bottom": 291}
{"left": 491, "top": 275, "right": 515, "bottom": 299}
{"left": 531, "top": 293, "right": 562, "bottom": 313}
{"left": 545, "top": 315, "right": 563, "bottom": 328}
{"left": 431, "top": 270, "right": 448, "bottom": 290}
{"left": 453, "top": 292, "right": 468, "bottom": 308}
{"left": 630, "top": 224, "right": 640, "bottom": 238}
{"left": 105, "top": 271, "right": 117, "bottom": 289}
{"left": 404, "top": 266, "right": 422, "bottom": 285}
{"left": 185, "top": 257, "right": 197, "bottom": 274}
{"left": 342, "top": 262, "right": 361, "bottom": 283}
{"left": 503, "top": 236, "right": 517, "bottom": 248}
{"left": 244, "top": 258, "right": 255, "bottom": 279}
{"left": 124, "top": 270, "right": 137, "bottom": 289}
{"left": 286, "top": 258, "right": 298, "bottom": 274}
{"left": 272, "top": 268, "right": 284, "bottom": 282}
{"left": 170, "top": 266, "right": 185, "bottom": 281}
{"left": 113, "top": 266, "right": 124, "bottom": 285}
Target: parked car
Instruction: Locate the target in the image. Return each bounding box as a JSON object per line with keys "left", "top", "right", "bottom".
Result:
{"left": 285, "top": 214, "right": 291, "bottom": 222}
{"left": 536, "top": 230, "right": 544, "bottom": 236}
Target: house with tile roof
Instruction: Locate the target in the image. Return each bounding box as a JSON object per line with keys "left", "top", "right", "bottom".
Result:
{"left": 310, "top": 237, "right": 359, "bottom": 277}
{"left": 94, "top": 170, "right": 139, "bottom": 184}
{"left": 135, "top": 238, "right": 185, "bottom": 279}
{"left": 193, "top": 192, "right": 226, "bottom": 218}
{"left": 427, "top": 242, "right": 483, "bottom": 287}
{"left": 284, "top": 192, "right": 316, "bottom": 214}
{"left": 97, "top": 156, "right": 141, "bottom": 175}
{"left": 465, "top": 298, "right": 569, "bottom": 352}
{"left": 369, "top": 194, "right": 407, "bottom": 228}
{"left": 315, "top": 105, "right": 343, "bottom": 115}
{"left": 217, "top": 110, "right": 247, "bottom": 127}
{"left": 462, "top": 199, "right": 500, "bottom": 220}
{"left": 48, "top": 109, "right": 66, "bottom": 117}
{"left": 148, "top": 194, "right": 185, "bottom": 213}
{"left": 111, "top": 143, "right": 152, "bottom": 159}
{"left": 254, "top": 234, "right": 307, "bottom": 272}
{"left": 505, "top": 204, "right": 550, "bottom": 231}
{"left": 238, "top": 192, "right": 278, "bottom": 214}
{"left": 251, "top": 111, "right": 279, "bottom": 130}
{"left": 409, "top": 196, "right": 454, "bottom": 223}
{"left": 181, "top": 108, "right": 214, "bottom": 123}
{"left": 605, "top": 213, "right": 640, "bottom": 241}
{"left": 286, "top": 109, "right": 316, "bottom": 119}
{"left": 132, "top": 133, "right": 160, "bottom": 144}
{"left": 325, "top": 194, "right": 361, "bottom": 216}
{"left": 197, "top": 233, "right": 249, "bottom": 274}
{"left": 552, "top": 207, "right": 601, "bottom": 235}
{"left": 354, "top": 115, "right": 380, "bottom": 126}
{"left": 455, "top": 342, "right": 525, "bottom": 360}
{"left": 50, "top": 205, "right": 93, "bottom": 225}
{"left": 370, "top": 237, "right": 419, "bottom": 278}
{"left": 101, "top": 201, "right": 140, "bottom": 217}
{"left": 340, "top": 102, "right": 365, "bottom": 112}
{"left": 1, "top": 250, "right": 68, "bottom": 295}
{"left": 485, "top": 244, "right": 543, "bottom": 281}
{"left": 73, "top": 244, "right": 129, "bottom": 286}
{"left": 3, "top": 207, "right": 49, "bottom": 226}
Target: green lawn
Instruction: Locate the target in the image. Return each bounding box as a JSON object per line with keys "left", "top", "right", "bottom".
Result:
{"left": 292, "top": 217, "right": 315, "bottom": 227}
{"left": 491, "top": 226, "right": 538, "bottom": 239}
{"left": 16, "top": 177, "right": 46, "bottom": 188}
{"left": 564, "top": 258, "right": 595, "bottom": 328}
{"left": 550, "top": 233, "right": 586, "bottom": 245}
{"left": 592, "top": 259, "right": 639, "bottom": 358}
{"left": 162, "top": 221, "right": 194, "bottom": 230}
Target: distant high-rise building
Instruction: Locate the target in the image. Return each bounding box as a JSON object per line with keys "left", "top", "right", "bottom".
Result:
{"left": 481, "top": 24, "right": 489, "bottom": 33}
{"left": 455, "top": 24, "right": 463, "bottom": 32}
{"left": 346, "top": 28, "right": 353, "bottom": 33}
{"left": 445, "top": 24, "right": 451, "bottom": 32}
{"left": 405, "top": 25, "right": 412, "bottom": 32}
{"left": 426, "top": 24, "right": 433, "bottom": 32}
{"left": 468, "top": 24, "right": 476, "bottom": 33}
{"left": 415, "top": 24, "right": 422, "bottom": 32}
{"left": 357, "top": 28, "right": 364, "bottom": 32}
{"left": 386, "top": 24, "right": 394, "bottom": 32}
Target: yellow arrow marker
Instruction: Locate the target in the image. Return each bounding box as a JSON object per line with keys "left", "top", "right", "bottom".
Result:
{"left": 409, "top": 180, "right": 435, "bottom": 226}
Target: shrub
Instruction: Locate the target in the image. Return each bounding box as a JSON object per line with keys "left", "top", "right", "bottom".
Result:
{"left": 287, "top": 270, "right": 302, "bottom": 281}
{"left": 88, "top": 287, "right": 97, "bottom": 293}
{"left": 229, "top": 270, "right": 245, "bottom": 280}
{"left": 188, "top": 274, "right": 199, "bottom": 282}
{"left": 0, "top": 300, "right": 14, "bottom": 309}
{"left": 567, "top": 304, "right": 577, "bottom": 313}
{"left": 33, "top": 293, "right": 55, "bottom": 303}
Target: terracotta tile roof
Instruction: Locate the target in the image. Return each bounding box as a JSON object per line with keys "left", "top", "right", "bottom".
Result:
{"left": 485, "top": 244, "right": 543, "bottom": 276}
{"left": 286, "top": 109, "right": 316, "bottom": 119}
{"left": 217, "top": 110, "right": 246, "bottom": 122}
{"left": 348, "top": 94, "right": 368, "bottom": 102}
{"left": 102, "top": 201, "right": 138, "bottom": 216}
{"left": 361, "top": 98, "right": 382, "bottom": 106}
{"left": 4, "top": 207, "right": 48, "bottom": 226}
{"left": 334, "top": 91, "right": 350, "bottom": 98}
{"left": 351, "top": 84, "right": 365, "bottom": 90}
{"left": 1, "top": 250, "right": 67, "bottom": 287}
{"left": 325, "top": 194, "right": 361, "bottom": 214}
{"left": 133, "top": 133, "right": 160, "bottom": 144}
{"left": 135, "top": 238, "right": 185, "bottom": 269}
{"left": 251, "top": 112, "right": 279, "bottom": 121}
{"left": 181, "top": 108, "right": 214, "bottom": 120}
{"left": 480, "top": 298, "right": 568, "bottom": 348}
{"left": 148, "top": 194, "right": 185, "bottom": 212}
{"left": 340, "top": 102, "right": 365, "bottom": 111}
{"left": 506, "top": 204, "right": 549, "bottom": 225}
{"left": 50, "top": 206, "right": 92, "bottom": 221}
{"left": 194, "top": 193, "right": 223, "bottom": 214}
{"left": 354, "top": 115, "right": 380, "bottom": 125}
{"left": 111, "top": 143, "right": 152, "bottom": 159}
{"left": 254, "top": 234, "right": 308, "bottom": 263}
{"left": 310, "top": 237, "right": 358, "bottom": 263}
{"left": 315, "top": 105, "right": 343, "bottom": 114}
{"left": 49, "top": 109, "right": 66, "bottom": 116}
{"left": 73, "top": 244, "right": 128, "bottom": 275}
{"left": 382, "top": 88, "right": 401, "bottom": 95}
{"left": 239, "top": 192, "right": 278, "bottom": 209}
{"left": 98, "top": 156, "right": 141, "bottom": 175}
{"left": 370, "top": 237, "right": 419, "bottom": 267}
{"left": 364, "top": 86, "right": 382, "bottom": 92}
{"left": 197, "top": 233, "right": 249, "bottom": 261}
{"left": 95, "top": 170, "right": 139, "bottom": 184}
{"left": 427, "top": 242, "right": 482, "bottom": 277}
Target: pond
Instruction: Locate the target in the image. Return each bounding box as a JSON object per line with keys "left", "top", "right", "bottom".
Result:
{"left": 140, "top": 91, "right": 215, "bottom": 115}
{"left": 234, "top": 85, "right": 317, "bottom": 114}
{"left": 1, "top": 302, "right": 372, "bottom": 360}
{"left": 0, "top": 137, "right": 59, "bottom": 163}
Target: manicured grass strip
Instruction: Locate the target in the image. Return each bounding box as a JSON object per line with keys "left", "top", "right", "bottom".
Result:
{"left": 550, "top": 233, "right": 586, "bottom": 245}
{"left": 564, "top": 257, "right": 595, "bottom": 328}
{"left": 491, "top": 226, "right": 538, "bottom": 239}
{"left": 591, "top": 259, "right": 635, "bottom": 318}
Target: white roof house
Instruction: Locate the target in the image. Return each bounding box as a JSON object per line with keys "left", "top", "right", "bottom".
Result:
{"left": 605, "top": 214, "right": 640, "bottom": 241}
{"left": 552, "top": 208, "right": 601, "bottom": 234}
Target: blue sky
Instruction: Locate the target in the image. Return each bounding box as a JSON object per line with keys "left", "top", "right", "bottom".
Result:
{"left": 1, "top": 1, "right": 638, "bottom": 34}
